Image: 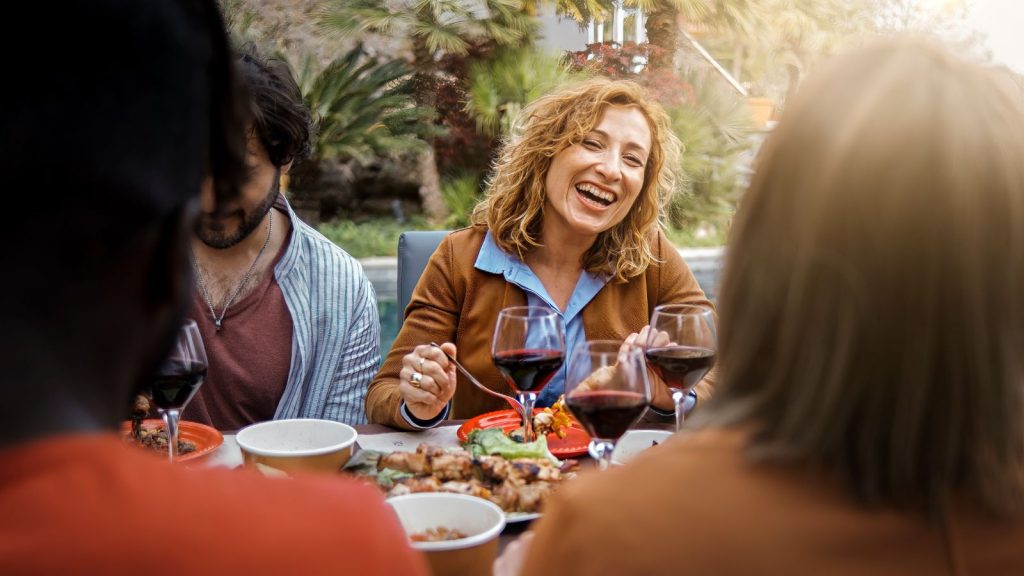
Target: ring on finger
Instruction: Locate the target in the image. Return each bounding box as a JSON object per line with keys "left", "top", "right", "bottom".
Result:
{"left": 411, "top": 372, "right": 423, "bottom": 388}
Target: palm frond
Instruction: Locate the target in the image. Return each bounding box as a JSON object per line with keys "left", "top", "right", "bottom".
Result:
{"left": 318, "top": 1, "right": 406, "bottom": 36}
{"left": 465, "top": 48, "right": 578, "bottom": 137}
{"left": 298, "top": 45, "right": 435, "bottom": 162}
{"left": 413, "top": 20, "right": 472, "bottom": 55}
{"left": 556, "top": 0, "right": 613, "bottom": 24}
{"left": 467, "top": 71, "right": 502, "bottom": 135}
{"left": 441, "top": 173, "right": 485, "bottom": 228}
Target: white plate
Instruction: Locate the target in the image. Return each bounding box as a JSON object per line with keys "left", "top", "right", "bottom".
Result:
{"left": 611, "top": 430, "right": 673, "bottom": 465}
{"left": 505, "top": 511, "right": 541, "bottom": 523}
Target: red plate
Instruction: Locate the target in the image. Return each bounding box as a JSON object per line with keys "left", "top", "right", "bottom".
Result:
{"left": 121, "top": 419, "right": 223, "bottom": 462}
{"left": 457, "top": 409, "right": 591, "bottom": 458}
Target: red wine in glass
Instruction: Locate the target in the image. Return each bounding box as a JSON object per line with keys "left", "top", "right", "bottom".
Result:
{"left": 151, "top": 360, "right": 207, "bottom": 410}
{"left": 152, "top": 320, "right": 207, "bottom": 461}
{"left": 492, "top": 348, "right": 564, "bottom": 394}
{"left": 644, "top": 346, "right": 715, "bottom": 393}
{"left": 566, "top": 390, "right": 648, "bottom": 441}
{"left": 491, "top": 306, "right": 566, "bottom": 442}
{"left": 564, "top": 340, "right": 651, "bottom": 471}
{"left": 646, "top": 304, "right": 717, "bottom": 432}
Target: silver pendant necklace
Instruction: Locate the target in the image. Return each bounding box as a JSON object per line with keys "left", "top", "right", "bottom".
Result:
{"left": 193, "top": 210, "right": 273, "bottom": 332}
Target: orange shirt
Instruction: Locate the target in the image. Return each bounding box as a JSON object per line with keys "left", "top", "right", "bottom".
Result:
{"left": 0, "top": 435, "right": 428, "bottom": 576}
{"left": 522, "top": 427, "right": 1024, "bottom": 576}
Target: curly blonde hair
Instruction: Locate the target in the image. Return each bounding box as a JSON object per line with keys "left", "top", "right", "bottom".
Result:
{"left": 471, "top": 77, "right": 681, "bottom": 282}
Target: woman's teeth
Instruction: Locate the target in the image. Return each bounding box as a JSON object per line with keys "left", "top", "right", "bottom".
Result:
{"left": 576, "top": 183, "right": 614, "bottom": 206}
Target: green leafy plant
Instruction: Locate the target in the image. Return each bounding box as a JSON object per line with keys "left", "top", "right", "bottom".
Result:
{"left": 320, "top": 0, "right": 536, "bottom": 221}
{"left": 466, "top": 47, "right": 579, "bottom": 137}
{"left": 318, "top": 215, "right": 433, "bottom": 258}
{"left": 293, "top": 44, "right": 438, "bottom": 166}
{"left": 441, "top": 173, "right": 485, "bottom": 228}
{"left": 665, "top": 79, "right": 754, "bottom": 237}
{"left": 320, "top": 0, "right": 533, "bottom": 61}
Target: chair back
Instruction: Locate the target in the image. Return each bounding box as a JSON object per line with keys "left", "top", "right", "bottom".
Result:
{"left": 397, "top": 231, "right": 449, "bottom": 329}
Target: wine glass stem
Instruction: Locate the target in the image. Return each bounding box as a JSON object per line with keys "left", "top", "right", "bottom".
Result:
{"left": 672, "top": 389, "right": 686, "bottom": 432}
{"left": 517, "top": 391, "right": 538, "bottom": 442}
{"left": 161, "top": 408, "right": 180, "bottom": 462}
{"left": 592, "top": 440, "right": 615, "bottom": 472}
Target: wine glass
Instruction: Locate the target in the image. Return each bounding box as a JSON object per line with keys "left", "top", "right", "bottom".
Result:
{"left": 491, "top": 306, "right": 565, "bottom": 442}
{"left": 150, "top": 319, "right": 208, "bottom": 461}
{"left": 565, "top": 340, "right": 650, "bottom": 471}
{"left": 645, "top": 304, "right": 717, "bottom": 431}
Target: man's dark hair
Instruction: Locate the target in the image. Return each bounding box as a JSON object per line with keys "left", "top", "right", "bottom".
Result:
{"left": 0, "top": 0, "right": 250, "bottom": 446}
{"left": 237, "top": 45, "right": 314, "bottom": 168}
{"left": 4, "top": 0, "right": 249, "bottom": 254}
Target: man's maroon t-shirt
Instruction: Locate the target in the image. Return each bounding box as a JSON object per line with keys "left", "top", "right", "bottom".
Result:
{"left": 183, "top": 215, "right": 293, "bottom": 432}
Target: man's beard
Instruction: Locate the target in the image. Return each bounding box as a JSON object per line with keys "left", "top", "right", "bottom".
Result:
{"left": 196, "top": 170, "right": 279, "bottom": 249}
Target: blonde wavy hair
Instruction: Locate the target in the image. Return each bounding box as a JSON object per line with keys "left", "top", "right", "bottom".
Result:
{"left": 704, "top": 38, "right": 1024, "bottom": 517}
{"left": 471, "top": 77, "right": 682, "bottom": 282}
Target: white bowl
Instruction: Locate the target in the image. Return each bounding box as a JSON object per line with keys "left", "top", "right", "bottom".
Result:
{"left": 235, "top": 419, "right": 358, "bottom": 475}
{"left": 388, "top": 493, "right": 506, "bottom": 576}
{"left": 611, "top": 429, "right": 673, "bottom": 465}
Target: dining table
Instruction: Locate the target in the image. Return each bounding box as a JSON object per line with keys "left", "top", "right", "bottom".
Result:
{"left": 203, "top": 419, "right": 673, "bottom": 556}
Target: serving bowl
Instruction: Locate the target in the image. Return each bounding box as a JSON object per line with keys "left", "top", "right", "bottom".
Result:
{"left": 235, "top": 418, "right": 357, "bottom": 475}
{"left": 387, "top": 492, "right": 506, "bottom": 576}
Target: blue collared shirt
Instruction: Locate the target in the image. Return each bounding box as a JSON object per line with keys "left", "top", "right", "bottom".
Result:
{"left": 474, "top": 231, "right": 609, "bottom": 407}
{"left": 400, "top": 232, "right": 608, "bottom": 428}
{"left": 400, "top": 230, "right": 695, "bottom": 428}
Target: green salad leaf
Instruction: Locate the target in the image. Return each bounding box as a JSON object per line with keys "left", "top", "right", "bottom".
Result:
{"left": 375, "top": 467, "right": 413, "bottom": 487}
{"left": 342, "top": 449, "right": 411, "bottom": 487}
{"left": 463, "top": 428, "right": 559, "bottom": 464}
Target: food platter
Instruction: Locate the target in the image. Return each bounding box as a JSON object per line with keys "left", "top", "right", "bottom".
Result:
{"left": 457, "top": 409, "right": 591, "bottom": 458}
{"left": 120, "top": 419, "right": 223, "bottom": 462}
{"left": 345, "top": 441, "right": 575, "bottom": 524}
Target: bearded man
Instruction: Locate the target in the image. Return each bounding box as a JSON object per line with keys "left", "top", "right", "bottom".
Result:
{"left": 185, "top": 47, "right": 380, "bottom": 429}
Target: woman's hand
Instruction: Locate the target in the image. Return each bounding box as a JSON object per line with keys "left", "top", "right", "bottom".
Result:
{"left": 625, "top": 327, "right": 676, "bottom": 411}
{"left": 399, "top": 343, "right": 458, "bottom": 421}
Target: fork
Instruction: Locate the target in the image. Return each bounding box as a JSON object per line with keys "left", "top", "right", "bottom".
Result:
{"left": 429, "top": 342, "right": 527, "bottom": 418}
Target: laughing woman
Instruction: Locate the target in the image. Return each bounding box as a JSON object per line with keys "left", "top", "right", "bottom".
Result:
{"left": 503, "top": 39, "right": 1024, "bottom": 575}
{"left": 366, "top": 78, "right": 714, "bottom": 429}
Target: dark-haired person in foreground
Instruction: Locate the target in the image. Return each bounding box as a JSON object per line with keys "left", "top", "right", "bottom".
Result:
{"left": 0, "top": 2, "right": 424, "bottom": 574}
{"left": 500, "top": 38, "right": 1024, "bottom": 575}
{"left": 184, "top": 46, "right": 380, "bottom": 430}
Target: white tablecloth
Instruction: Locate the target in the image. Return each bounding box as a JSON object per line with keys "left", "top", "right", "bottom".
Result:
{"left": 204, "top": 425, "right": 464, "bottom": 469}
{"left": 205, "top": 435, "right": 243, "bottom": 469}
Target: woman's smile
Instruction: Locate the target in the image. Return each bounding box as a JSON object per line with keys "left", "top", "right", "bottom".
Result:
{"left": 544, "top": 104, "right": 652, "bottom": 239}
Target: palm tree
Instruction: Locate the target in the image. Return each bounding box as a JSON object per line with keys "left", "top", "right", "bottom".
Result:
{"left": 320, "top": 0, "right": 535, "bottom": 221}
{"left": 286, "top": 45, "right": 440, "bottom": 216}
{"left": 755, "top": 0, "right": 875, "bottom": 101}
{"left": 465, "top": 47, "right": 577, "bottom": 137}
{"left": 520, "top": 0, "right": 613, "bottom": 21}
{"left": 635, "top": 0, "right": 759, "bottom": 70}
{"left": 547, "top": 0, "right": 757, "bottom": 71}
